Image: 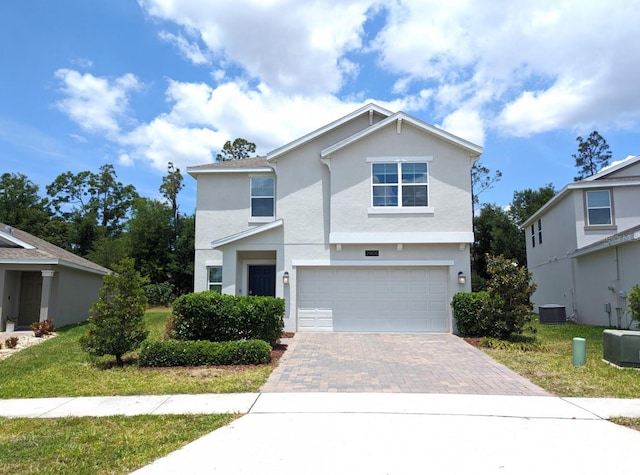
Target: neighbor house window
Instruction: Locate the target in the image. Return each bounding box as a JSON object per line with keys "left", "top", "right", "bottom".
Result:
{"left": 586, "top": 190, "right": 612, "bottom": 225}
{"left": 250, "top": 176, "right": 274, "bottom": 217}
{"left": 531, "top": 224, "right": 535, "bottom": 248}
{"left": 538, "top": 219, "right": 543, "bottom": 244}
{"left": 371, "top": 162, "right": 428, "bottom": 207}
{"left": 208, "top": 267, "right": 222, "bottom": 293}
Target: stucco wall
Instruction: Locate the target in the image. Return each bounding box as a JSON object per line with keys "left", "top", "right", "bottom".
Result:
{"left": 55, "top": 267, "right": 104, "bottom": 327}
{"left": 574, "top": 241, "right": 640, "bottom": 326}
{"left": 328, "top": 124, "right": 473, "bottom": 234}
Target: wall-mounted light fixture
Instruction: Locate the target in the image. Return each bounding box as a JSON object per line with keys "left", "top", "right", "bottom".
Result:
{"left": 457, "top": 271, "right": 466, "bottom": 285}
{"left": 283, "top": 271, "right": 290, "bottom": 285}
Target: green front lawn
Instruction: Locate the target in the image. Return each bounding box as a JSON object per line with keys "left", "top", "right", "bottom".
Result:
{"left": 481, "top": 322, "right": 640, "bottom": 398}
{"left": 0, "top": 308, "right": 274, "bottom": 398}
{"left": 0, "top": 414, "right": 236, "bottom": 474}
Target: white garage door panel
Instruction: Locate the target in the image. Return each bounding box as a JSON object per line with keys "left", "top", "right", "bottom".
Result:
{"left": 297, "top": 267, "right": 449, "bottom": 332}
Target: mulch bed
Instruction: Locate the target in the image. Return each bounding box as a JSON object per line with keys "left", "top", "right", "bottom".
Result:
{"left": 463, "top": 337, "right": 482, "bottom": 349}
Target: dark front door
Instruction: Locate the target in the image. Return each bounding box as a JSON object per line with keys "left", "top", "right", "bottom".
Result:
{"left": 19, "top": 272, "right": 42, "bottom": 327}
{"left": 248, "top": 265, "right": 276, "bottom": 297}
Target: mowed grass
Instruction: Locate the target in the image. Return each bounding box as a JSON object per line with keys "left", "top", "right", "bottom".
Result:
{"left": 0, "top": 308, "right": 273, "bottom": 398}
{"left": 482, "top": 321, "right": 640, "bottom": 398}
{"left": 0, "top": 413, "right": 236, "bottom": 475}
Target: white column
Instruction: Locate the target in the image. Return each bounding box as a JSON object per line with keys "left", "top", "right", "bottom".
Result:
{"left": 39, "top": 270, "right": 55, "bottom": 322}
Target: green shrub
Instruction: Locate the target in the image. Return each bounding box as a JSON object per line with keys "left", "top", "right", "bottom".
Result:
{"left": 628, "top": 285, "right": 640, "bottom": 325}
{"left": 481, "top": 254, "right": 537, "bottom": 340}
{"left": 451, "top": 291, "right": 489, "bottom": 336}
{"left": 80, "top": 258, "right": 149, "bottom": 367}
{"left": 170, "top": 292, "right": 284, "bottom": 347}
{"left": 471, "top": 274, "right": 487, "bottom": 292}
{"left": 31, "top": 319, "right": 55, "bottom": 337}
{"left": 145, "top": 282, "right": 176, "bottom": 307}
{"left": 138, "top": 339, "right": 272, "bottom": 367}
{"left": 480, "top": 336, "right": 542, "bottom": 352}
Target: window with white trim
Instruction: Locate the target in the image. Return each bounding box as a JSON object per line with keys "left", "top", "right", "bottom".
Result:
{"left": 586, "top": 190, "right": 612, "bottom": 225}
{"left": 371, "top": 162, "right": 428, "bottom": 207}
{"left": 250, "top": 176, "right": 274, "bottom": 217}
{"left": 207, "top": 266, "right": 222, "bottom": 293}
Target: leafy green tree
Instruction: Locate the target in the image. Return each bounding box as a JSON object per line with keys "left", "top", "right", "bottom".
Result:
{"left": 481, "top": 254, "right": 537, "bottom": 339}
{"left": 471, "top": 161, "right": 502, "bottom": 205}
{"left": 472, "top": 204, "right": 525, "bottom": 280}
{"left": 80, "top": 258, "right": 148, "bottom": 367}
{"left": 573, "top": 131, "right": 612, "bottom": 181}
{"left": 216, "top": 138, "right": 256, "bottom": 161}
{"left": 508, "top": 184, "right": 556, "bottom": 226}
{"left": 88, "top": 164, "right": 138, "bottom": 232}
{"left": 0, "top": 172, "right": 52, "bottom": 235}
{"left": 47, "top": 164, "right": 138, "bottom": 250}
{"left": 169, "top": 214, "right": 195, "bottom": 295}
{"left": 159, "top": 161, "right": 184, "bottom": 230}
{"left": 127, "top": 198, "right": 173, "bottom": 285}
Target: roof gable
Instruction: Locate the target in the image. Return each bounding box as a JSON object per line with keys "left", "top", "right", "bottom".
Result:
{"left": 266, "top": 103, "right": 393, "bottom": 160}
{"left": 0, "top": 223, "right": 110, "bottom": 275}
{"left": 584, "top": 155, "right": 640, "bottom": 181}
{"left": 320, "top": 111, "right": 483, "bottom": 158}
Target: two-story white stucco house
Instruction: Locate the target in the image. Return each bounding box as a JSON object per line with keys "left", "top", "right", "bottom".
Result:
{"left": 523, "top": 155, "right": 640, "bottom": 327}
{"left": 188, "top": 104, "right": 482, "bottom": 333}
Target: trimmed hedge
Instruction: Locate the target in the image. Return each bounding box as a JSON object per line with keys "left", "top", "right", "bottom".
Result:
{"left": 451, "top": 291, "right": 489, "bottom": 337}
{"left": 138, "top": 339, "right": 272, "bottom": 367}
{"left": 170, "top": 292, "right": 285, "bottom": 347}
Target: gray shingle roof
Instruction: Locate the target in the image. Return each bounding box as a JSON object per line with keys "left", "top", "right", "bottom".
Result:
{"left": 0, "top": 223, "right": 110, "bottom": 274}
{"left": 188, "top": 156, "right": 269, "bottom": 171}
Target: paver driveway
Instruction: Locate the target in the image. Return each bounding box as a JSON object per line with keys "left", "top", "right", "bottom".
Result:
{"left": 262, "top": 333, "right": 548, "bottom": 395}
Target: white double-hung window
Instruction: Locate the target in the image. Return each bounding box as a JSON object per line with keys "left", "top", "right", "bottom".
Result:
{"left": 368, "top": 157, "right": 432, "bottom": 213}
{"left": 586, "top": 190, "right": 612, "bottom": 226}
{"left": 250, "top": 176, "right": 275, "bottom": 218}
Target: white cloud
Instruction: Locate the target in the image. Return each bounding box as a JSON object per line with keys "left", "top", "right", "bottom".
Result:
{"left": 140, "top": 0, "right": 373, "bottom": 94}
{"left": 54, "top": 69, "right": 141, "bottom": 136}
{"left": 159, "top": 31, "right": 209, "bottom": 65}
{"left": 440, "top": 108, "right": 485, "bottom": 146}
{"left": 381, "top": 1, "right": 640, "bottom": 136}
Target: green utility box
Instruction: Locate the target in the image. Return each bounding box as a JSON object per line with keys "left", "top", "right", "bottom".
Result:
{"left": 603, "top": 329, "right": 640, "bottom": 368}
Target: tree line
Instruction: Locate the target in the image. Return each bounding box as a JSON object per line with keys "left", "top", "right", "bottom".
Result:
{"left": 0, "top": 162, "right": 193, "bottom": 304}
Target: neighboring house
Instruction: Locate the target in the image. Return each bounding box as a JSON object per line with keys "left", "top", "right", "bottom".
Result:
{"left": 188, "top": 103, "right": 482, "bottom": 333}
{"left": 0, "top": 223, "right": 110, "bottom": 330}
{"left": 523, "top": 155, "right": 640, "bottom": 327}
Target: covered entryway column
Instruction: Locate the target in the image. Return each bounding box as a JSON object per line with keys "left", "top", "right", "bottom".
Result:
{"left": 39, "top": 270, "right": 55, "bottom": 322}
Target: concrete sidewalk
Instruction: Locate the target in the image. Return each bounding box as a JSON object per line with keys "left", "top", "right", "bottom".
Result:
{"left": 3, "top": 393, "right": 640, "bottom": 474}
{"left": 2, "top": 392, "right": 640, "bottom": 419}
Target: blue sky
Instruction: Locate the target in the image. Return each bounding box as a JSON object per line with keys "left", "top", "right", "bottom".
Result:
{"left": 2, "top": 1, "right": 640, "bottom": 215}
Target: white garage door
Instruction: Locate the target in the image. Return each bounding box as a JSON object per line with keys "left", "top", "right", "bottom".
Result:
{"left": 297, "top": 267, "right": 449, "bottom": 332}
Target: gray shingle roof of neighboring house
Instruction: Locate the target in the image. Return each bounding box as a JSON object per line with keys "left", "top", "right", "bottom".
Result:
{"left": 187, "top": 157, "right": 269, "bottom": 171}
{"left": 0, "top": 223, "right": 110, "bottom": 275}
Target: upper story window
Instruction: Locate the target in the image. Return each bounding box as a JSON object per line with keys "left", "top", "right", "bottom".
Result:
{"left": 538, "top": 219, "right": 543, "bottom": 244}
{"left": 586, "top": 190, "right": 612, "bottom": 226}
{"left": 531, "top": 224, "right": 535, "bottom": 248}
{"left": 371, "top": 161, "right": 429, "bottom": 208}
{"left": 250, "top": 176, "right": 275, "bottom": 217}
